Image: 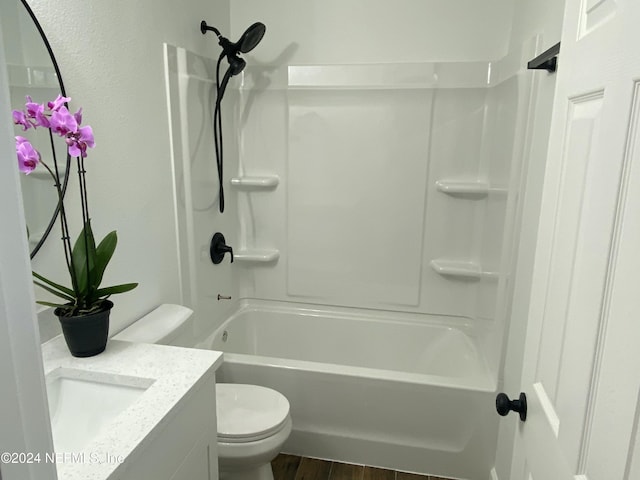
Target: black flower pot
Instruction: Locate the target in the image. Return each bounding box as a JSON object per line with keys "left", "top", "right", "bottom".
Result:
{"left": 55, "top": 300, "right": 113, "bottom": 357}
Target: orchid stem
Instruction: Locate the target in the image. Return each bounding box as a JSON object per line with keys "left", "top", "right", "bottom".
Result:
{"left": 45, "top": 130, "right": 78, "bottom": 301}
{"left": 77, "top": 156, "right": 91, "bottom": 310}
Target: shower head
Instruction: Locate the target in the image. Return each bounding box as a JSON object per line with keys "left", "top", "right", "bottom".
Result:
{"left": 201, "top": 20, "right": 266, "bottom": 57}
{"left": 236, "top": 22, "right": 266, "bottom": 54}
{"left": 201, "top": 20, "right": 266, "bottom": 77}
{"left": 200, "top": 20, "right": 266, "bottom": 213}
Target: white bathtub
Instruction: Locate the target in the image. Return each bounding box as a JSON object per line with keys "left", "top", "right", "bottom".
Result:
{"left": 208, "top": 302, "right": 498, "bottom": 480}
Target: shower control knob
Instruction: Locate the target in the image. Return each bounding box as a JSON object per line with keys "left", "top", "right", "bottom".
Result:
{"left": 495, "top": 392, "right": 527, "bottom": 421}
{"left": 210, "top": 232, "right": 234, "bottom": 264}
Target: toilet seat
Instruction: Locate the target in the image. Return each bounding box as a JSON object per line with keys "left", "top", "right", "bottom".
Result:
{"left": 216, "top": 384, "right": 290, "bottom": 443}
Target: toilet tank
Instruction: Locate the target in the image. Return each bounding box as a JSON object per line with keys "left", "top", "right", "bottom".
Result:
{"left": 112, "top": 304, "right": 194, "bottom": 347}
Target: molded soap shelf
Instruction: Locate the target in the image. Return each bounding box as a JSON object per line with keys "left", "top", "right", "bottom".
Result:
{"left": 435, "top": 180, "right": 507, "bottom": 197}
{"left": 230, "top": 176, "right": 279, "bottom": 189}
{"left": 234, "top": 249, "right": 280, "bottom": 263}
{"left": 435, "top": 180, "right": 489, "bottom": 197}
{"left": 430, "top": 259, "right": 499, "bottom": 280}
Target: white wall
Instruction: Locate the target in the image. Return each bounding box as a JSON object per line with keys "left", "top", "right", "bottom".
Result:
{"left": 25, "top": 0, "right": 230, "bottom": 335}
{"left": 509, "top": 0, "right": 565, "bottom": 49}
{"left": 231, "top": 0, "right": 515, "bottom": 64}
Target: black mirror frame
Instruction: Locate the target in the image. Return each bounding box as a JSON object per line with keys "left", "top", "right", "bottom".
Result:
{"left": 19, "top": 0, "right": 71, "bottom": 259}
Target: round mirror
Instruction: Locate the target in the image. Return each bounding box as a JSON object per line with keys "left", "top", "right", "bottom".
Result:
{"left": 1, "top": 0, "right": 70, "bottom": 258}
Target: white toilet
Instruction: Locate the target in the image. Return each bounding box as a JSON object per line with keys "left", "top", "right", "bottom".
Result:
{"left": 113, "top": 305, "right": 292, "bottom": 480}
{"left": 216, "top": 383, "right": 292, "bottom": 480}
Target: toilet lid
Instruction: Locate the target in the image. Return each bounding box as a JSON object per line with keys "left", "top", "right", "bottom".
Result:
{"left": 216, "top": 384, "right": 290, "bottom": 442}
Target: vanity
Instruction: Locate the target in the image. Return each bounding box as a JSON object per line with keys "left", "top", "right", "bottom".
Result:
{"left": 42, "top": 337, "right": 223, "bottom": 480}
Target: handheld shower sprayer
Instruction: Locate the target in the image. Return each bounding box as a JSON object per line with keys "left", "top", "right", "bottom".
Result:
{"left": 201, "top": 20, "right": 266, "bottom": 213}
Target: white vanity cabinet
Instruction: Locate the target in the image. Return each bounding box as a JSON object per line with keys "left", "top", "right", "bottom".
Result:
{"left": 116, "top": 375, "right": 218, "bottom": 480}
{"left": 42, "top": 338, "right": 223, "bottom": 480}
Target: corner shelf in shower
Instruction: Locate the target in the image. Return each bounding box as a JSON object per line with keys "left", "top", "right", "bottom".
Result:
{"left": 435, "top": 180, "right": 508, "bottom": 197}
{"left": 230, "top": 176, "right": 279, "bottom": 189}
{"left": 435, "top": 180, "right": 490, "bottom": 197}
{"left": 234, "top": 249, "right": 280, "bottom": 263}
{"left": 430, "top": 259, "right": 499, "bottom": 280}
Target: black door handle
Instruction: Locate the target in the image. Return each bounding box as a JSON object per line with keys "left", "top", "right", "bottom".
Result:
{"left": 496, "top": 392, "right": 527, "bottom": 421}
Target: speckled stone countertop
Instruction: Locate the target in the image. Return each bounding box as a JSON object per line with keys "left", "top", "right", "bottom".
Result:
{"left": 41, "top": 336, "right": 223, "bottom": 480}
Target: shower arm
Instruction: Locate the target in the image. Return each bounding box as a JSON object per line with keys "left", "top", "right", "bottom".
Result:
{"left": 200, "top": 20, "right": 221, "bottom": 38}
{"left": 200, "top": 21, "right": 240, "bottom": 58}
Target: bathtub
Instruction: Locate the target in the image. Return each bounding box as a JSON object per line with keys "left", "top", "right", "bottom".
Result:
{"left": 208, "top": 301, "right": 498, "bottom": 480}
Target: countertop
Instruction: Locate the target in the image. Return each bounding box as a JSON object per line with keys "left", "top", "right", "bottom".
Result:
{"left": 41, "top": 336, "right": 223, "bottom": 480}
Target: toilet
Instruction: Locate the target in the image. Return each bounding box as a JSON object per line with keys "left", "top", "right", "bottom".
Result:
{"left": 216, "top": 384, "right": 292, "bottom": 480}
{"left": 113, "top": 305, "right": 292, "bottom": 480}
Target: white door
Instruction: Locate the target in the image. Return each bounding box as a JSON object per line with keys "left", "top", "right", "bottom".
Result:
{"left": 509, "top": 0, "right": 640, "bottom": 478}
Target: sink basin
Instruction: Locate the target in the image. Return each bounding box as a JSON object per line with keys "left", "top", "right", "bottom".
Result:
{"left": 46, "top": 368, "right": 154, "bottom": 452}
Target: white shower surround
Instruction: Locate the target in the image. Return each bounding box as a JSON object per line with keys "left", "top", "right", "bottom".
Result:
{"left": 166, "top": 35, "right": 537, "bottom": 480}
{"left": 232, "top": 41, "right": 537, "bottom": 381}
{"left": 208, "top": 301, "right": 497, "bottom": 479}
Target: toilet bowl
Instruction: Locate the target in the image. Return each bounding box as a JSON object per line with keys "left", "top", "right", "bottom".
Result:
{"left": 216, "top": 383, "right": 292, "bottom": 480}
{"left": 113, "top": 305, "right": 292, "bottom": 480}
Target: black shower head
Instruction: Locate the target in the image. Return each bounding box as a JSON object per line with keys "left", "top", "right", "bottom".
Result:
{"left": 201, "top": 20, "right": 266, "bottom": 78}
{"left": 201, "top": 20, "right": 266, "bottom": 57}
{"left": 236, "top": 22, "right": 266, "bottom": 54}
{"left": 200, "top": 20, "right": 266, "bottom": 214}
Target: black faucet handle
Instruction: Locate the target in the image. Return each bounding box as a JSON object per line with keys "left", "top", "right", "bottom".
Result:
{"left": 220, "top": 244, "right": 234, "bottom": 263}
{"left": 210, "top": 232, "right": 234, "bottom": 264}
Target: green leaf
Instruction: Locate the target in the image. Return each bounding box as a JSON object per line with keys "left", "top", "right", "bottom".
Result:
{"left": 71, "top": 220, "right": 97, "bottom": 300}
{"left": 32, "top": 271, "right": 75, "bottom": 297}
{"left": 95, "top": 283, "right": 138, "bottom": 297}
{"left": 36, "top": 301, "right": 67, "bottom": 308}
{"left": 93, "top": 231, "right": 117, "bottom": 291}
{"left": 34, "top": 281, "right": 75, "bottom": 302}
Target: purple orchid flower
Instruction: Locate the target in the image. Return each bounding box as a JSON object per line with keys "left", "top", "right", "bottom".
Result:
{"left": 68, "top": 125, "right": 95, "bottom": 158}
{"left": 73, "top": 107, "right": 82, "bottom": 125}
{"left": 35, "top": 109, "right": 50, "bottom": 128}
{"left": 49, "top": 106, "right": 78, "bottom": 137}
{"left": 12, "top": 109, "right": 31, "bottom": 130}
{"left": 47, "top": 94, "right": 70, "bottom": 112}
{"left": 24, "top": 98, "right": 50, "bottom": 128}
{"left": 15, "top": 136, "right": 40, "bottom": 174}
{"left": 24, "top": 96, "right": 40, "bottom": 117}
{"left": 14, "top": 94, "right": 95, "bottom": 176}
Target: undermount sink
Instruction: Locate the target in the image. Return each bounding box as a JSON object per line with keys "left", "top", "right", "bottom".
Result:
{"left": 46, "top": 368, "right": 154, "bottom": 452}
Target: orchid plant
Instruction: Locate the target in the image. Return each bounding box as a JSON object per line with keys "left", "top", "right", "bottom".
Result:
{"left": 14, "top": 94, "right": 137, "bottom": 316}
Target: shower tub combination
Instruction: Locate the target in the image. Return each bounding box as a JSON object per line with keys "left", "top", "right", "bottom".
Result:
{"left": 208, "top": 301, "right": 498, "bottom": 480}
{"left": 166, "top": 37, "right": 537, "bottom": 480}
